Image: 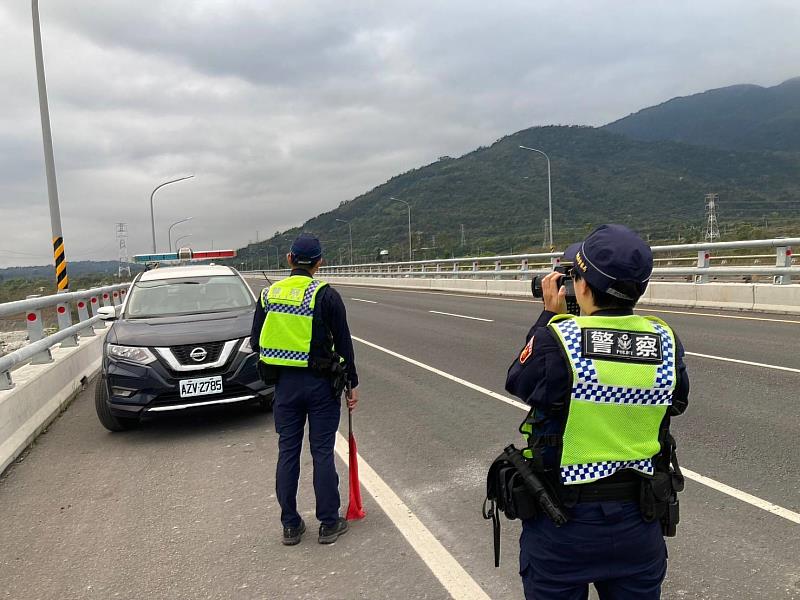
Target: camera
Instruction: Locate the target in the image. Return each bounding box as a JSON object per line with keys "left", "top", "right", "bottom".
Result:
{"left": 531, "top": 266, "right": 580, "bottom": 315}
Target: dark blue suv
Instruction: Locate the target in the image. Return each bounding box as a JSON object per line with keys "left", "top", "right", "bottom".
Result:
{"left": 95, "top": 265, "right": 272, "bottom": 431}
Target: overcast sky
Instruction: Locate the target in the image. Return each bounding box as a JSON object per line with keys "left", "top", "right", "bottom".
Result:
{"left": 1, "top": 0, "right": 799, "bottom": 267}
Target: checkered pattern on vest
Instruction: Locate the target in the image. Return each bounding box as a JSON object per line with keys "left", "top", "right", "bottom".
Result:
{"left": 651, "top": 322, "right": 675, "bottom": 389}
{"left": 560, "top": 458, "right": 654, "bottom": 484}
{"left": 552, "top": 319, "right": 675, "bottom": 406}
{"left": 301, "top": 280, "right": 322, "bottom": 309}
{"left": 267, "top": 303, "right": 314, "bottom": 317}
{"left": 260, "top": 348, "right": 310, "bottom": 362}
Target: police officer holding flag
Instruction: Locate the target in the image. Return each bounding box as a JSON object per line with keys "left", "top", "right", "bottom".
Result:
{"left": 251, "top": 234, "right": 358, "bottom": 546}
{"left": 505, "top": 224, "right": 690, "bottom": 599}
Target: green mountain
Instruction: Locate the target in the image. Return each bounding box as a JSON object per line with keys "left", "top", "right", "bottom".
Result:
{"left": 604, "top": 77, "right": 800, "bottom": 152}
{"left": 0, "top": 261, "right": 139, "bottom": 282}
{"left": 237, "top": 125, "right": 800, "bottom": 266}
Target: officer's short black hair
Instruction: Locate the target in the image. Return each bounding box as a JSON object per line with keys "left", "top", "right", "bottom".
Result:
{"left": 573, "top": 269, "right": 639, "bottom": 310}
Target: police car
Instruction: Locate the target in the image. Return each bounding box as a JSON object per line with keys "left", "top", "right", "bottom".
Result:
{"left": 95, "top": 263, "right": 272, "bottom": 431}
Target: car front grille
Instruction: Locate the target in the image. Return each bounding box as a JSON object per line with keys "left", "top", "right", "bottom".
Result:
{"left": 170, "top": 341, "right": 226, "bottom": 365}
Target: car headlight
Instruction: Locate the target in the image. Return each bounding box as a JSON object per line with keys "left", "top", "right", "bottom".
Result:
{"left": 239, "top": 337, "right": 255, "bottom": 354}
{"left": 107, "top": 344, "right": 157, "bottom": 365}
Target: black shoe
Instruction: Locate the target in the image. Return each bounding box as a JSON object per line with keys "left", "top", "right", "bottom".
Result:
{"left": 318, "top": 517, "right": 349, "bottom": 544}
{"left": 282, "top": 520, "right": 306, "bottom": 546}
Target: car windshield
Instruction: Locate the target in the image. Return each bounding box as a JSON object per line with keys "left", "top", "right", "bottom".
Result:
{"left": 125, "top": 275, "right": 254, "bottom": 318}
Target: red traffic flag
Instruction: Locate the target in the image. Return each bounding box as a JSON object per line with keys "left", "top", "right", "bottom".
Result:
{"left": 345, "top": 408, "right": 366, "bottom": 520}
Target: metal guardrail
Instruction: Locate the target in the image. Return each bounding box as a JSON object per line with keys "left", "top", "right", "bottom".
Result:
{"left": 0, "top": 283, "right": 130, "bottom": 390}
{"left": 243, "top": 238, "right": 798, "bottom": 285}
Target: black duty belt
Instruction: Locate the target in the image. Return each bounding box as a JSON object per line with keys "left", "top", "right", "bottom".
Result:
{"left": 568, "top": 480, "right": 641, "bottom": 503}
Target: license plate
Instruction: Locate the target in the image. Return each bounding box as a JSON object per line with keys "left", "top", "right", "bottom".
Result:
{"left": 179, "top": 376, "right": 223, "bottom": 398}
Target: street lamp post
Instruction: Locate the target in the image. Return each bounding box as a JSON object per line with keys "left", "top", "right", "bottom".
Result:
{"left": 168, "top": 217, "right": 192, "bottom": 252}
{"left": 32, "top": 0, "right": 69, "bottom": 291}
{"left": 174, "top": 234, "right": 192, "bottom": 251}
{"left": 389, "top": 197, "right": 412, "bottom": 261}
{"left": 150, "top": 175, "right": 194, "bottom": 252}
{"left": 519, "top": 145, "right": 553, "bottom": 250}
{"left": 336, "top": 218, "right": 353, "bottom": 265}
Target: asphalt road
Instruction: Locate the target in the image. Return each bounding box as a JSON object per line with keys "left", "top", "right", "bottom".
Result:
{"left": 1, "top": 280, "right": 798, "bottom": 599}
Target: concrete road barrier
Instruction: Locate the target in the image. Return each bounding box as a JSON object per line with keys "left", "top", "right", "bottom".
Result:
{"left": 693, "top": 283, "right": 756, "bottom": 311}
{"left": 644, "top": 282, "right": 698, "bottom": 309}
{"left": 0, "top": 334, "right": 105, "bottom": 474}
{"left": 753, "top": 284, "right": 800, "bottom": 313}
{"left": 320, "top": 277, "right": 800, "bottom": 315}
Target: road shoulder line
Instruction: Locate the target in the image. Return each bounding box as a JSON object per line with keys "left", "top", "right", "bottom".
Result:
{"left": 686, "top": 351, "right": 800, "bottom": 374}
{"left": 334, "top": 433, "right": 491, "bottom": 600}
{"left": 429, "top": 310, "right": 494, "bottom": 322}
{"left": 353, "top": 335, "right": 800, "bottom": 525}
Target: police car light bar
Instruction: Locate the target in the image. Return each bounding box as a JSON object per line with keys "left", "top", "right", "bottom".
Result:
{"left": 133, "top": 252, "right": 179, "bottom": 263}
{"left": 132, "top": 249, "right": 236, "bottom": 263}
{"left": 192, "top": 250, "right": 237, "bottom": 259}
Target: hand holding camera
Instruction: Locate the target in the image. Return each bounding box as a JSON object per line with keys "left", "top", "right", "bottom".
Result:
{"left": 540, "top": 271, "right": 568, "bottom": 314}
{"left": 531, "top": 266, "right": 580, "bottom": 315}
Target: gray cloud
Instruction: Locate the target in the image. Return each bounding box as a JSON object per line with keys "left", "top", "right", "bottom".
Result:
{"left": 1, "top": 0, "right": 800, "bottom": 266}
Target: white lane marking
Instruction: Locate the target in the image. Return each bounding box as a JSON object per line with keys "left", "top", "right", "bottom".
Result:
{"left": 428, "top": 310, "right": 494, "bottom": 322}
{"left": 340, "top": 284, "right": 800, "bottom": 324}
{"left": 681, "top": 468, "right": 800, "bottom": 525}
{"left": 686, "top": 352, "right": 800, "bottom": 374}
{"left": 639, "top": 307, "right": 800, "bottom": 325}
{"left": 353, "top": 336, "right": 800, "bottom": 525}
{"left": 353, "top": 336, "right": 528, "bottom": 411}
{"left": 334, "top": 283, "right": 539, "bottom": 304}
{"left": 351, "top": 298, "right": 378, "bottom": 304}
{"left": 334, "top": 433, "right": 491, "bottom": 600}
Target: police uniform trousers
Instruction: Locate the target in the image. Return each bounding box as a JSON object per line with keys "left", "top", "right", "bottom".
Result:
{"left": 520, "top": 501, "right": 667, "bottom": 600}
{"left": 273, "top": 367, "right": 341, "bottom": 528}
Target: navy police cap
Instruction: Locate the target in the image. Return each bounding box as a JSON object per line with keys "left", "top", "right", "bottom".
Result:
{"left": 290, "top": 233, "right": 323, "bottom": 265}
{"left": 563, "top": 224, "right": 653, "bottom": 299}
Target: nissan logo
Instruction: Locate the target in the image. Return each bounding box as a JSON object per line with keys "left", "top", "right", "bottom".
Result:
{"left": 189, "top": 347, "right": 208, "bottom": 362}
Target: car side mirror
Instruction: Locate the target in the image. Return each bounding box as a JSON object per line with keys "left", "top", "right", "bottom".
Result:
{"left": 97, "top": 306, "right": 118, "bottom": 321}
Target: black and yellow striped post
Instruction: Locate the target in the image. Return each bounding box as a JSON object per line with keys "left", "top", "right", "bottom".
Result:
{"left": 33, "top": 0, "right": 69, "bottom": 292}
{"left": 53, "top": 236, "right": 68, "bottom": 291}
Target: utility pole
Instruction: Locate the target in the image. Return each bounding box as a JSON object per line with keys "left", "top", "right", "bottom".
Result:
{"left": 542, "top": 219, "right": 550, "bottom": 249}
{"left": 704, "top": 193, "right": 720, "bottom": 243}
{"left": 460, "top": 224, "right": 465, "bottom": 247}
{"left": 32, "top": 0, "right": 68, "bottom": 291}
{"left": 116, "top": 223, "right": 131, "bottom": 278}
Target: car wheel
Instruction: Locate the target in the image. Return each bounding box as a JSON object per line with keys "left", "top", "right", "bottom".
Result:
{"left": 94, "top": 376, "right": 139, "bottom": 432}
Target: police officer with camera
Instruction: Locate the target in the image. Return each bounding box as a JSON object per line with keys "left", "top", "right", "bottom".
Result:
{"left": 505, "top": 224, "right": 689, "bottom": 599}
{"left": 251, "top": 234, "right": 358, "bottom": 546}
